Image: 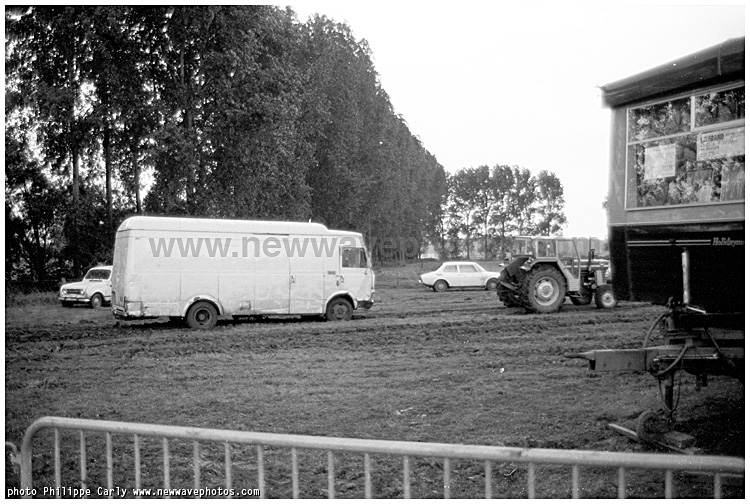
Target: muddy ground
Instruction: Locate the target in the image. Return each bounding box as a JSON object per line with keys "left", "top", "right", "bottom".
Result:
{"left": 5, "top": 263, "right": 744, "bottom": 498}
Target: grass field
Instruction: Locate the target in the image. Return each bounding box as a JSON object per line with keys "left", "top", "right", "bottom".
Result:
{"left": 5, "top": 263, "right": 744, "bottom": 498}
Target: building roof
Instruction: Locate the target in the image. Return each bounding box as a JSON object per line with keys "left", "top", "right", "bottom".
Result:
{"left": 601, "top": 37, "right": 745, "bottom": 108}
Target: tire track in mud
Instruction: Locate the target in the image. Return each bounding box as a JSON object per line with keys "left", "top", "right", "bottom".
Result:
{"left": 6, "top": 298, "right": 663, "bottom": 363}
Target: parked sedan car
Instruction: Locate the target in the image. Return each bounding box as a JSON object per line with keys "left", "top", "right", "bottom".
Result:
{"left": 59, "top": 265, "right": 113, "bottom": 308}
{"left": 418, "top": 261, "right": 501, "bottom": 292}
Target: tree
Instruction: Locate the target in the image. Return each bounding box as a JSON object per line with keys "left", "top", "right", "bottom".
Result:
{"left": 488, "top": 164, "right": 515, "bottom": 257}
{"left": 7, "top": 6, "right": 101, "bottom": 275}
{"left": 5, "top": 122, "right": 67, "bottom": 286}
{"left": 440, "top": 165, "right": 567, "bottom": 260}
{"left": 534, "top": 170, "right": 567, "bottom": 235}
{"left": 509, "top": 166, "right": 537, "bottom": 235}
{"left": 144, "top": 6, "right": 314, "bottom": 220}
{"left": 468, "top": 165, "right": 495, "bottom": 259}
{"left": 302, "top": 15, "right": 445, "bottom": 261}
{"left": 446, "top": 169, "right": 482, "bottom": 259}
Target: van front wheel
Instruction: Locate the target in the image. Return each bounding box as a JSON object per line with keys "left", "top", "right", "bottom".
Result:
{"left": 186, "top": 301, "right": 218, "bottom": 330}
{"left": 326, "top": 298, "right": 353, "bottom": 322}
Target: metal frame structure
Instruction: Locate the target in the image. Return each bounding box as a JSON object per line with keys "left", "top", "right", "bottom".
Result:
{"left": 5, "top": 416, "right": 744, "bottom": 498}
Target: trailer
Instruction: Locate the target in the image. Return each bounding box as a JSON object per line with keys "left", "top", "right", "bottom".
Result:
{"left": 567, "top": 38, "right": 744, "bottom": 449}
{"left": 111, "top": 216, "right": 376, "bottom": 329}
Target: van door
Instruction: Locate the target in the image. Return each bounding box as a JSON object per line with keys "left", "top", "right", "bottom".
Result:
{"left": 253, "top": 236, "right": 291, "bottom": 314}
{"left": 289, "top": 235, "right": 325, "bottom": 314}
{"left": 340, "top": 245, "right": 372, "bottom": 301}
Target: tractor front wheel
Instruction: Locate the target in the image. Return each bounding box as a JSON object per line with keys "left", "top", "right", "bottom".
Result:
{"left": 522, "top": 266, "right": 566, "bottom": 313}
{"left": 595, "top": 284, "right": 618, "bottom": 309}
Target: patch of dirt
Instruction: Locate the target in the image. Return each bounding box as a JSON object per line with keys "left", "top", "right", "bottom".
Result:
{"left": 5, "top": 276, "right": 744, "bottom": 498}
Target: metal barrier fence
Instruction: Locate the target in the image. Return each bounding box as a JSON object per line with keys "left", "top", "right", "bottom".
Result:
{"left": 5, "top": 416, "right": 745, "bottom": 498}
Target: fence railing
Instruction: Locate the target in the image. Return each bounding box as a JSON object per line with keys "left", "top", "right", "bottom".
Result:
{"left": 5, "top": 416, "right": 745, "bottom": 498}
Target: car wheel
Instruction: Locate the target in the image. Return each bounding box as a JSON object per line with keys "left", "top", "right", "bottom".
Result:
{"left": 90, "top": 293, "right": 104, "bottom": 309}
{"left": 186, "top": 301, "right": 218, "bottom": 330}
{"left": 486, "top": 278, "right": 498, "bottom": 291}
{"left": 326, "top": 297, "right": 353, "bottom": 321}
{"left": 433, "top": 280, "right": 448, "bottom": 292}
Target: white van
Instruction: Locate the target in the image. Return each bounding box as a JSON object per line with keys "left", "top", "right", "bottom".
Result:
{"left": 111, "top": 216, "right": 375, "bottom": 329}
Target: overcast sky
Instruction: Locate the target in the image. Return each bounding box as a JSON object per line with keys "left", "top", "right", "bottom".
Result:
{"left": 279, "top": 1, "right": 744, "bottom": 238}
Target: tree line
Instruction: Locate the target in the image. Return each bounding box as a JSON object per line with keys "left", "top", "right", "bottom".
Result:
{"left": 5, "top": 5, "right": 447, "bottom": 288}
{"left": 5, "top": 6, "right": 567, "bottom": 291}
{"left": 440, "top": 165, "right": 566, "bottom": 260}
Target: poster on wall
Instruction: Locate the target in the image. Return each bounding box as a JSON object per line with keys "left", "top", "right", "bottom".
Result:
{"left": 697, "top": 126, "right": 745, "bottom": 161}
{"left": 643, "top": 143, "right": 676, "bottom": 180}
{"left": 720, "top": 161, "right": 745, "bottom": 201}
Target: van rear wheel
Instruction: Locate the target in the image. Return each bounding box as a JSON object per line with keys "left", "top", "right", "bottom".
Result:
{"left": 186, "top": 301, "right": 218, "bottom": 330}
{"left": 326, "top": 298, "right": 353, "bottom": 321}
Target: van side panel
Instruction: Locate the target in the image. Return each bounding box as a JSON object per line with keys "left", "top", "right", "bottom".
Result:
{"left": 218, "top": 235, "right": 254, "bottom": 315}
{"left": 177, "top": 230, "right": 220, "bottom": 311}
{"left": 253, "top": 235, "right": 290, "bottom": 314}
{"left": 289, "top": 234, "right": 325, "bottom": 314}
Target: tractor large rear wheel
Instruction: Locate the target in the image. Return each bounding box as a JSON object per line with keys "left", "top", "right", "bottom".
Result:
{"left": 522, "top": 265, "right": 566, "bottom": 313}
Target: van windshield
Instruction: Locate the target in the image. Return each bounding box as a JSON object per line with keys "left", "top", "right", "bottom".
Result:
{"left": 341, "top": 247, "right": 369, "bottom": 268}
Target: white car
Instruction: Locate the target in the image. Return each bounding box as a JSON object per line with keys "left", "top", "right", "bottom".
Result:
{"left": 59, "top": 266, "right": 113, "bottom": 308}
{"left": 418, "top": 261, "right": 501, "bottom": 292}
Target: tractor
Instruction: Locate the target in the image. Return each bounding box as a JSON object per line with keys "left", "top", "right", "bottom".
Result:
{"left": 497, "top": 236, "right": 616, "bottom": 313}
